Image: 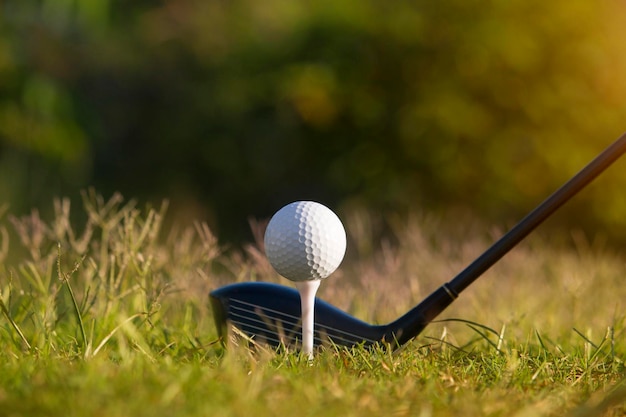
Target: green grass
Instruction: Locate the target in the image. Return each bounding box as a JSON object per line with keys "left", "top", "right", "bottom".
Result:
{"left": 0, "top": 191, "right": 625, "bottom": 416}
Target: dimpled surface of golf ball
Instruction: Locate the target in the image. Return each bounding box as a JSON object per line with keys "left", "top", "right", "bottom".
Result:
{"left": 264, "top": 201, "right": 347, "bottom": 282}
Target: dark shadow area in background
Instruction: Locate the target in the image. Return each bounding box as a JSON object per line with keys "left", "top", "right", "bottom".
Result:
{"left": 1, "top": 0, "right": 625, "bottom": 245}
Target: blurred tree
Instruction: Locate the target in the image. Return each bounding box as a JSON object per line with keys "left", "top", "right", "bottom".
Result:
{"left": 1, "top": 0, "right": 625, "bottom": 242}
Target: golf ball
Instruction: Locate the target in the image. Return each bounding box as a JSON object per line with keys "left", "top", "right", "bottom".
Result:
{"left": 264, "top": 201, "right": 347, "bottom": 281}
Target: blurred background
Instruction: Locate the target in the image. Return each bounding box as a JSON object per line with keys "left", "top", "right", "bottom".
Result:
{"left": 1, "top": 0, "right": 626, "bottom": 244}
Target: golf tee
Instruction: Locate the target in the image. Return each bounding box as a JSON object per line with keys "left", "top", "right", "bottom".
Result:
{"left": 295, "top": 280, "right": 321, "bottom": 358}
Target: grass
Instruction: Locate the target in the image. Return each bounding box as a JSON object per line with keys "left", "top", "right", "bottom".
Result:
{"left": 0, "top": 190, "right": 625, "bottom": 416}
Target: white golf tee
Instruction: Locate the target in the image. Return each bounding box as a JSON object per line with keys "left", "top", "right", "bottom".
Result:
{"left": 295, "top": 280, "right": 321, "bottom": 358}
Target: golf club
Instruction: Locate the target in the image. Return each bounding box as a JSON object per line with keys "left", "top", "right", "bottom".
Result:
{"left": 210, "top": 132, "right": 626, "bottom": 350}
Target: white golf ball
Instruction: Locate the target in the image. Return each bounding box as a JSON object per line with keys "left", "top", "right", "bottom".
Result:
{"left": 264, "top": 201, "right": 347, "bottom": 282}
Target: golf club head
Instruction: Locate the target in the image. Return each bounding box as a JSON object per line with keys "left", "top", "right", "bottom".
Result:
{"left": 209, "top": 281, "right": 456, "bottom": 349}
{"left": 210, "top": 282, "right": 388, "bottom": 348}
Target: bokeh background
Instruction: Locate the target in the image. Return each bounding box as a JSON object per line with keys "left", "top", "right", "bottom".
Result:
{"left": 2, "top": 0, "right": 626, "bottom": 244}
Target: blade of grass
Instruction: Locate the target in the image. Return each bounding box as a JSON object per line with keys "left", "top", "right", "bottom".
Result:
{"left": 92, "top": 313, "right": 145, "bottom": 357}
{"left": 434, "top": 318, "right": 501, "bottom": 337}
{"left": 467, "top": 324, "right": 501, "bottom": 353}
{"left": 0, "top": 274, "right": 31, "bottom": 351}
{"left": 57, "top": 243, "right": 89, "bottom": 357}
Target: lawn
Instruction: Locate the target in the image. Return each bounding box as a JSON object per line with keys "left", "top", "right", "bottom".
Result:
{"left": 0, "top": 191, "right": 624, "bottom": 416}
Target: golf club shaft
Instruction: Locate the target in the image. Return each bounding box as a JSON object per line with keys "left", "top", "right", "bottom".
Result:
{"left": 448, "top": 132, "right": 626, "bottom": 295}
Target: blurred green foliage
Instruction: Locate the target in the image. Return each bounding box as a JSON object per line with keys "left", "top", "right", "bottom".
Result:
{"left": 1, "top": 0, "right": 626, "bottom": 242}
